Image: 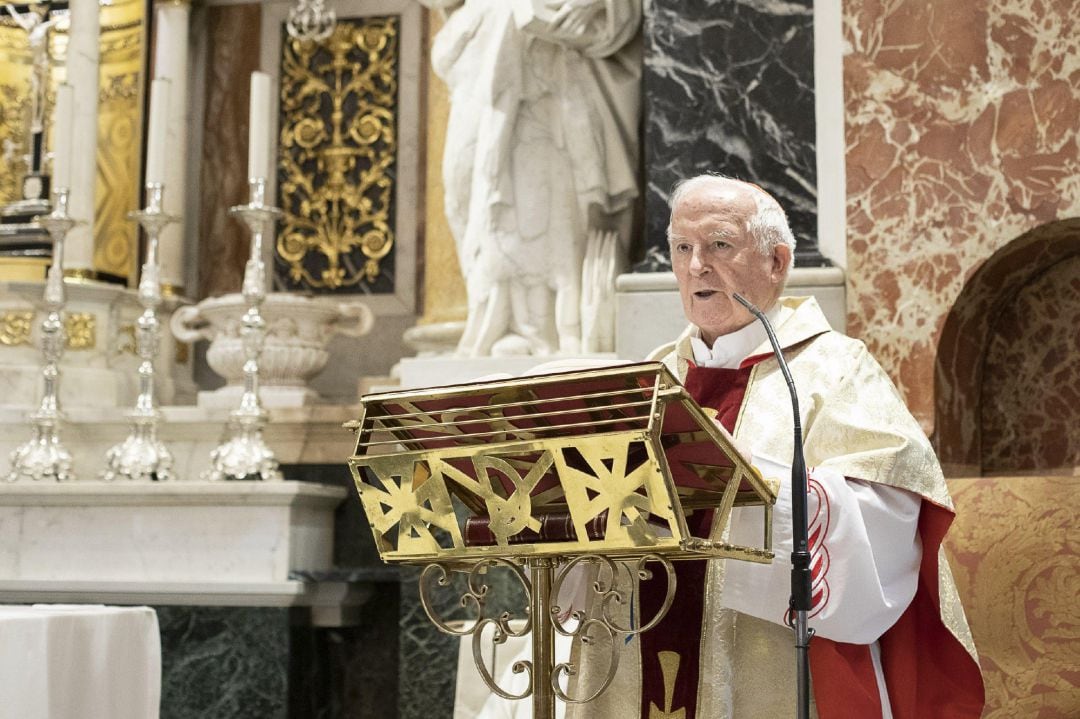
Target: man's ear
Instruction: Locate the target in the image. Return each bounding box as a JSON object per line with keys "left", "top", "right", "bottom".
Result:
{"left": 771, "top": 243, "right": 792, "bottom": 284}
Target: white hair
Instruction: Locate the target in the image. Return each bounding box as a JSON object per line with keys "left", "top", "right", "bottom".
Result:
{"left": 666, "top": 174, "right": 796, "bottom": 270}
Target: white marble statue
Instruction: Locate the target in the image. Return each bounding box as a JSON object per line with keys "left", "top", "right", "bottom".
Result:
{"left": 422, "top": 0, "right": 642, "bottom": 357}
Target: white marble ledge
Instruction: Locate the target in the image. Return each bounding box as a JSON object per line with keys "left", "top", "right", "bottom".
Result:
{"left": 0, "top": 480, "right": 347, "bottom": 588}
{"left": 0, "top": 480, "right": 348, "bottom": 507}
{"left": 0, "top": 580, "right": 373, "bottom": 627}
{"left": 0, "top": 404, "right": 365, "bottom": 478}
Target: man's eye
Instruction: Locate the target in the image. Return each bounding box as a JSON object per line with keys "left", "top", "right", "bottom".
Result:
{"left": 675, "top": 244, "right": 690, "bottom": 253}
{"left": 712, "top": 240, "right": 730, "bottom": 250}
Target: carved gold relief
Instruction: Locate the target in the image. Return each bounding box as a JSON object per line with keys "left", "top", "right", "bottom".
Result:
{"left": 0, "top": 311, "right": 34, "bottom": 346}
{"left": 63, "top": 312, "right": 95, "bottom": 349}
{"left": 0, "top": 310, "right": 95, "bottom": 349}
{"left": 277, "top": 16, "right": 398, "bottom": 293}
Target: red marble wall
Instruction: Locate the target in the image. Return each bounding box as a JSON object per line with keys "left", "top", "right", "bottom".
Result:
{"left": 842, "top": 0, "right": 1080, "bottom": 434}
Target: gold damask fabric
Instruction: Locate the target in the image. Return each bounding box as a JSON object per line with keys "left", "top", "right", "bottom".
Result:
{"left": 569, "top": 296, "right": 978, "bottom": 718}
{"left": 946, "top": 476, "right": 1080, "bottom": 718}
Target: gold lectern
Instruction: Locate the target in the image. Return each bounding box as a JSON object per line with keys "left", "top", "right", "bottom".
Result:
{"left": 346, "top": 362, "right": 777, "bottom": 717}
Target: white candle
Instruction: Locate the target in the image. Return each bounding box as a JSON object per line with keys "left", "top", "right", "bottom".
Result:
{"left": 146, "top": 77, "right": 171, "bottom": 185}
{"left": 52, "top": 83, "right": 74, "bottom": 190}
{"left": 248, "top": 71, "right": 271, "bottom": 182}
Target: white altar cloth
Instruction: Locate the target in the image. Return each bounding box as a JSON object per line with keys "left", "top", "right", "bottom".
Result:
{"left": 0, "top": 604, "right": 160, "bottom": 719}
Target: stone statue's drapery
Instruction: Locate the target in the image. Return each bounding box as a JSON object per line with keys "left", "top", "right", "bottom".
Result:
{"left": 426, "top": 0, "right": 641, "bottom": 356}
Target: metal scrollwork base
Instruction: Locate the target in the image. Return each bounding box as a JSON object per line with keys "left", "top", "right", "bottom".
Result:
{"left": 416, "top": 554, "right": 676, "bottom": 713}
{"left": 549, "top": 554, "right": 676, "bottom": 704}
{"left": 419, "top": 560, "right": 534, "bottom": 700}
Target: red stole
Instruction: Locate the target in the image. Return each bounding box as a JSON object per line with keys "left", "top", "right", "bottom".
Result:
{"left": 640, "top": 362, "right": 985, "bottom": 719}
{"left": 638, "top": 363, "right": 753, "bottom": 719}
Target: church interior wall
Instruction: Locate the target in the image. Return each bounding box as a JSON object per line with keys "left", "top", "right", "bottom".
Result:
{"left": 0, "top": 0, "right": 1077, "bottom": 715}
{"left": 841, "top": 0, "right": 1080, "bottom": 434}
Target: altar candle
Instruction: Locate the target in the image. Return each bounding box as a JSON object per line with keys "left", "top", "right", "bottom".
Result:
{"left": 248, "top": 71, "right": 271, "bottom": 182}
{"left": 145, "top": 77, "right": 170, "bottom": 185}
{"left": 52, "top": 83, "right": 74, "bottom": 190}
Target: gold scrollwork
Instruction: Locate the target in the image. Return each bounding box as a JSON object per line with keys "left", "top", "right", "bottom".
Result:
{"left": 277, "top": 16, "right": 398, "bottom": 292}
{"left": 0, "top": 2, "right": 145, "bottom": 281}
{"left": 0, "top": 310, "right": 96, "bottom": 349}
{"left": 63, "top": 312, "right": 95, "bottom": 350}
{"left": 0, "top": 311, "right": 33, "bottom": 346}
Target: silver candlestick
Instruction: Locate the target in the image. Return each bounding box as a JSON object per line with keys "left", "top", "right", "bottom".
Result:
{"left": 6, "top": 188, "right": 77, "bottom": 482}
{"left": 101, "top": 183, "right": 177, "bottom": 481}
{"left": 205, "top": 178, "right": 283, "bottom": 481}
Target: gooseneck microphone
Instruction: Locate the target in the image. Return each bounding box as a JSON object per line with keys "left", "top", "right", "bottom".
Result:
{"left": 732, "top": 292, "right": 813, "bottom": 719}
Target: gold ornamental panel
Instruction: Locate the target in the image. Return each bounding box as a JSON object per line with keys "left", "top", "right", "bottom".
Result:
{"left": 0, "top": 9, "right": 40, "bottom": 205}
{"left": 0, "top": 309, "right": 95, "bottom": 348}
{"left": 63, "top": 311, "right": 94, "bottom": 349}
{"left": 92, "top": 1, "right": 145, "bottom": 283}
{"left": 277, "top": 16, "right": 398, "bottom": 293}
{"left": 0, "top": 1, "right": 145, "bottom": 283}
{"left": 0, "top": 310, "right": 33, "bottom": 346}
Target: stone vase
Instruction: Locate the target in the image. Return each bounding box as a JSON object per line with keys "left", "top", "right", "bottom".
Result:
{"left": 171, "top": 292, "right": 373, "bottom": 407}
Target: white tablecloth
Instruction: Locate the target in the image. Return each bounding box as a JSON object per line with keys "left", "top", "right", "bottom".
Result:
{"left": 0, "top": 605, "right": 160, "bottom": 719}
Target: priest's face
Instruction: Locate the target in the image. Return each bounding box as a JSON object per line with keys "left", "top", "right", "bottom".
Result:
{"left": 669, "top": 181, "right": 791, "bottom": 345}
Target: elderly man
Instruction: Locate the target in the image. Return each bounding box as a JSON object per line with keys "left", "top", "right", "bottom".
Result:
{"left": 567, "top": 176, "right": 984, "bottom": 718}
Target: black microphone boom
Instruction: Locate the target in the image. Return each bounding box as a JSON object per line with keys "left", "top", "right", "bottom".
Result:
{"left": 732, "top": 293, "right": 814, "bottom": 719}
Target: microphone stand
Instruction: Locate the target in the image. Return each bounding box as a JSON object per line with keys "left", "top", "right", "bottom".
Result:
{"left": 732, "top": 293, "right": 813, "bottom": 719}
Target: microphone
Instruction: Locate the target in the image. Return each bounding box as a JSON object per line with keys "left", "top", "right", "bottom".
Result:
{"left": 732, "top": 292, "right": 813, "bottom": 719}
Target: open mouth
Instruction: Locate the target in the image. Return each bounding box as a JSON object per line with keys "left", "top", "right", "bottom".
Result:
{"left": 693, "top": 290, "right": 720, "bottom": 299}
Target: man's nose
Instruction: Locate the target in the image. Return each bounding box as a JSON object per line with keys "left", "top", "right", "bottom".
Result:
{"left": 689, "top": 247, "right": 709, "bottom": 275}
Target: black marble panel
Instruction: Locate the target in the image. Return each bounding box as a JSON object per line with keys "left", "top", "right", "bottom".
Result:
{"left": 398, "top": 577, "right": 458, "bottom": 719}
{"left": 289, "top": 465, "right": 533, "bottom": 717}
{"left": 290, "top": 584, "right": 402, "bottom": 719}
{"left": 640, "top": 0, "right": 825, "bottom": 268}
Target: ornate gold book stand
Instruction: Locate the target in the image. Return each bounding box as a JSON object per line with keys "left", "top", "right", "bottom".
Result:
{"left": 346, "top": 362, "right": 777, "bottom": 717}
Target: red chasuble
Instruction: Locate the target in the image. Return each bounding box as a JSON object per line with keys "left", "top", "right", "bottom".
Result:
{"left": 640, "top": 361, "right": 985, "bottom": 719}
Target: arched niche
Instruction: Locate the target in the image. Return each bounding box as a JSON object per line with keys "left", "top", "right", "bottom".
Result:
{"left": 934, "top": 218, "right": 1080, "bottom": 476}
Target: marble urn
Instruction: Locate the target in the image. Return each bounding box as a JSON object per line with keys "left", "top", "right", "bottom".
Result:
{"left": 171, "top": 292, "right": 373, "bottom": 407}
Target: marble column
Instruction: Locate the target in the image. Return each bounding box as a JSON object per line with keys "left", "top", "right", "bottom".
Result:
{"left": 154, "top": 0, "right": 191, "bottom": 294}
{"left": 639, "top": 0, "right": 825, "bottom": 270}
{"left": 64, "top": 0, "right": 100, "bottom": 275}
